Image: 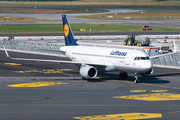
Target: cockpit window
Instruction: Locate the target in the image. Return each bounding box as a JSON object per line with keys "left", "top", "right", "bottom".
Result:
{"left": 146, "top": 57, "right": 150, "bottom": 60}
{"left": 137, "top": 57, "right": 140, "bottom": 60}
{"left": 134, "top": 56, "right": 150, "bottom": 60}
{"left": 141, "top": 57, "right": 146, "bottom": 60}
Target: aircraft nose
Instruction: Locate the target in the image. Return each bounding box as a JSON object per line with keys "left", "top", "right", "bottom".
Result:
{"left": 144, "top": 61, "right": 153, "bottom": 72}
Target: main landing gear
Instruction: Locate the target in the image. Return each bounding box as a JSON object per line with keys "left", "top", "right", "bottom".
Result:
{"left": 134, "top": 73, "right": 140, "bottom": 83}
{"left": 82, "top": 76, "right": 86, "bottom": 80}
{"left": 119, "top": 72, "right": 128, "bottom": 79}
{"left": 119, "top": 72, "right": 140, "bottom": 83}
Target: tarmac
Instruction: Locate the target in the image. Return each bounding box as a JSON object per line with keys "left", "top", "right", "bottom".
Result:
{"left": 0, "top": 50, "right": 180, "bottom": 120}
{"left": 0, "top": 5, "right": 180, "bottom": 119}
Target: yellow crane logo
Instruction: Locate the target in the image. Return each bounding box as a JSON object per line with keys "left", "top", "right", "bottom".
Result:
{"left": 64, "top": 24, "right": 69, "bottom": 37}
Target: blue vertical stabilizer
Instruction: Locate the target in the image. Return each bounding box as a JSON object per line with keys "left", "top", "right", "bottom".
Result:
{"left": 62, "top": 14, "right": 78, "bottom": 46}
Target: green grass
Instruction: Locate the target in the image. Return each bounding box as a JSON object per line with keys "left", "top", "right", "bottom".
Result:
{"left": 64, "top": 9, "right": 108, "bottom": 14}
{"left": 0, "top": 16, "right": 58, "bottom": 22}
{"left": 0, "top": 6, "right": 108, "bottom": 14}
{"left": 152, "top": 0, "right": 180, "bottom": 2}
{"left": 0, "top": 24, "right": 180, "bottom": 33}
{"left": 1, "top": 0, "right": 180, "bottom": 9}
{"left": 79, "top": 11, "right": 180, "bottom": 20}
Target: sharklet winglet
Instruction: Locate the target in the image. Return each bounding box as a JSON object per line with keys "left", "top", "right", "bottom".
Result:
{"left": 3, "top": 45, "right": 10, "bottom": 58}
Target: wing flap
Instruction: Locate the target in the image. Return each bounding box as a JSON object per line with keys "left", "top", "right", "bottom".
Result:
{"left": 34, "top": 48, "right": 65, "bottom": 53}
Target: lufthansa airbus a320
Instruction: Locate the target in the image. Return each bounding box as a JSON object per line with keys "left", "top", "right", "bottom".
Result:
{"left": 3, "top": 14, "right": 177, "bottom": 83}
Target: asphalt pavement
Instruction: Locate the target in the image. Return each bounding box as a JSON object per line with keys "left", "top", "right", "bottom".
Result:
{"left": 1, "top": 5, "right": 180, "bottom": 119}
{"left": 0, "top": 6, "right": 180, "bottom": 28}
{"left": 0, "top": 50, "right": 180, "bottom": 120}
{"left": 1, "top": 31, "right": 180, "bottom": 37}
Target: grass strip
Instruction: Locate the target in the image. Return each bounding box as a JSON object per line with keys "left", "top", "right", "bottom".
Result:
{"left": 79, "top": 11, "right": 180, "bottom": 20}
{"left": 0, "top": 16, "right": 58, "bottom": 22}
{"left": 1, "top": 0, "right": 180, "bottom": 9}
{"left": 0, "top": 24, "right": 180, "bottom": 33}
{"left": 0, "top": 6, "right": 107, "bottom": 14}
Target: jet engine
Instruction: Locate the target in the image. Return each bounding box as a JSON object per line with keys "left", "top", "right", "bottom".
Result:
{"left": 140, "top": 69, "right": 153, "bottom": 76}
{"left": 79, "top": 65, "right": 98, "bottom": 79}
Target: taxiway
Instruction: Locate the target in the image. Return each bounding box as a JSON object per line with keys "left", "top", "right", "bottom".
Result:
{"left": 0, "top": 50, "right": 180, "bottom": 120}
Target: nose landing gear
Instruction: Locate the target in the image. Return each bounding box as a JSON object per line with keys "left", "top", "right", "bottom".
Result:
{"left": 134, "top": 73, "right": 140, "bottom": 83}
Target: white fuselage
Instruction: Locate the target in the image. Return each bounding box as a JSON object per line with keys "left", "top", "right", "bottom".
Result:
{"left": 60, "top": 46, "right": 153, "bottom": 73}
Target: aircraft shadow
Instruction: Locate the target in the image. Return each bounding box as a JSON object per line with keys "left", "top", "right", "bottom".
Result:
{"left": 93, "top": 71, "right": 171, "bottom": 84}
{"left": 65, "top": 71, "right": 176, "bottom": 84}
{"left": 152, "top": 72, "right": 180, "bottom": 77}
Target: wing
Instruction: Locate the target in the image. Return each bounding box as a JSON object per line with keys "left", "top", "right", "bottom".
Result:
{"left": 150, "top": 40, "right": 178, "bottom": 59}
{"left": 3, "top": 45, "right": 79, "bottom": 64}
{"left": 3, "top": 45, "right": 107, "bottom": 70}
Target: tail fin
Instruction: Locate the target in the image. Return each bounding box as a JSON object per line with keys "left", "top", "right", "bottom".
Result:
{"left": 62, "top": 14, "right": 78, "bottom": 46}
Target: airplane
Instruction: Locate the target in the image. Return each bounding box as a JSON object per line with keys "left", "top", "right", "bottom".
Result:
{"left": 3, "top": 14, "right": 178, "bottom": 83}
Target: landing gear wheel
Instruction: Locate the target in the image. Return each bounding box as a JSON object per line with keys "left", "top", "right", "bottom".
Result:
{"left": 134, "top": 79, "right": 140, "bottom": 83}
{"left": 134, "top": 73, "right": 140, "bottom": 83}
{"left": 82, "top": 77, "right": 86, "bottom": 80}
{"left": 119, "top": 72, "right": 128, "bottom": 80}
{"left": 119, "top": 73, "right": 123, "bottom": 79}
{"left": 123, "top": 72, "right": 128, "bottom": 79}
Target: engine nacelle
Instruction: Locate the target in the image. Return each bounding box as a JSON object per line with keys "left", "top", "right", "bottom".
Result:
{"left": 140, "top": 69, "right": 153, "bottom": 76}
{"left": 79, "top": 65, "right": 98, "bottom": 79}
